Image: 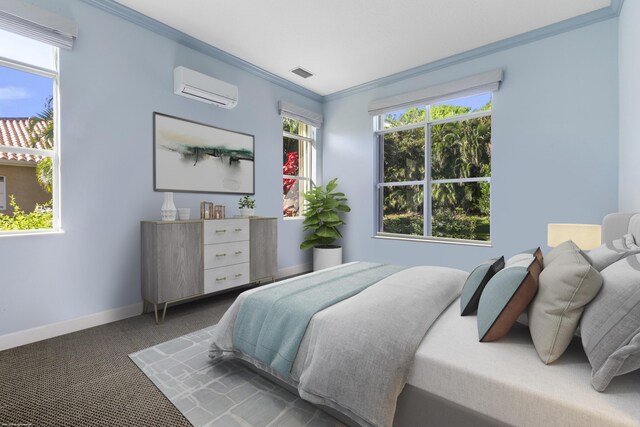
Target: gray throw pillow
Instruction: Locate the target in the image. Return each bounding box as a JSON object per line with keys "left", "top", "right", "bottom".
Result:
{"left": 587, "top": 234, "right": 640, "bottom": 271}
{"left": 460, "top": 257, "right": 505, "bottom": 316}
{"left": 580, "top": 254, "right": 640, "bottom": 391}
{"left": 528, "top": 250, "right": 603, "bottom": 364}
{"left": 477, "top": 255, "right": 541, "bottom": 342}
{"left": 543, "top": 240, "right": 583, "bottom": 269}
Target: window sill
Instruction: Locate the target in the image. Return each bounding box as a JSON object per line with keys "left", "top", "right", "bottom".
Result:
{"left": 0, "top": 229, "right": 65, "bottom": 238}
{"left": 373, "top": 233, "right": 492, "bottom": 247}
{"left": 283, "top": 216, "right": 304, "bottom": 221}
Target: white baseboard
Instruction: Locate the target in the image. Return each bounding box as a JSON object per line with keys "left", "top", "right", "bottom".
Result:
{"left": 0, "top": 302, "right": 143, "bottom": 351}
{"left": 276, "top": 262, "right": 312, "bottom": 280}
{"left": 0, "top": 265, "right": 313, "bottom": 352}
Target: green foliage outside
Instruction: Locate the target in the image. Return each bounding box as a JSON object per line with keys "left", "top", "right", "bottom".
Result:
{"left": 382, "top": 102, "right": 492, "bottom": 240}
{"left": 300, "top": 178, "right": 350, "bottom": 250}
{"left": 382, "top": 210, "right": 490, "bottom": 241}
{"left": 35, "top": 157, "right": 53, "bottom": 194}
{"left": 0, "top": 196, "right": 52, "bottom": 230}
{"left": 28, "top": 96, "right": 54, "bottom": 194}
{"left": 1, "top": 97, "right": 54, "bottom": 231}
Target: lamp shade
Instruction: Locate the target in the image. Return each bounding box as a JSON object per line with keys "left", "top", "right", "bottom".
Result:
{"left": 547, "top": 224, "right": 602, "bottom": 250}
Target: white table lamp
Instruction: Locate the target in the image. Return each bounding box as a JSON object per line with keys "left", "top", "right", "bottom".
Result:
{"left": 547, "top": 223, "right": 602, "bottom": 250}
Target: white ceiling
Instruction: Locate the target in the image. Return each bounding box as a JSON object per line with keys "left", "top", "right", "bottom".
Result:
{"left": 114, "top": 0, "right": 611, "bottom": 96}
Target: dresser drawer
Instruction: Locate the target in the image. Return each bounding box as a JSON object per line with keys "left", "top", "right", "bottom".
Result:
{"left": 204, "top": 241, "right": 250, "bottom": 269}
{"left": 204, "top": 263, "right": 250, "bottom": 294}
{"left": 203, "top": 219, "right": 249, "bottom": 244}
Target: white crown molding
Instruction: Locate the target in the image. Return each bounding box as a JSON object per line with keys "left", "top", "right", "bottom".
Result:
{"left": 325, "top": 1, "right": 624, "bottom": 101}
{"left": 78, "top": 0, "right": 323, "bottom": 102}
{"left": 79, "top": 0, "right": 623, "bottom": 103}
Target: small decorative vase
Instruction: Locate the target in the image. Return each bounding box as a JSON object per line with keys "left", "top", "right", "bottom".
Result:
{"left": 161, "top": 192, "right": 177, "bottom": 221}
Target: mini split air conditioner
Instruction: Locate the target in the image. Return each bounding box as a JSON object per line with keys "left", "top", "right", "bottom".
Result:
{"left": 173, "top": 66, "right": 238, "bottom": 109}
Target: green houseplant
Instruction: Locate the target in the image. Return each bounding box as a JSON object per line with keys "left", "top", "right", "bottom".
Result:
{"left": 238, "top": 195, "right": 255, "bottom": 217}
{"left": 300, "top": 178, "right": 350, "bottom": 270}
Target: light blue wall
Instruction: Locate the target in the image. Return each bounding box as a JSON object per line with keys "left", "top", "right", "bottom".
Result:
{"left": 618, "top": 0, "right": 640, "bottom": 212}
{"left": 0, "top": 0, "right": 320, "bottom": 336}
{"left": 322, "top": 20, "right": 619, "bottom": 271}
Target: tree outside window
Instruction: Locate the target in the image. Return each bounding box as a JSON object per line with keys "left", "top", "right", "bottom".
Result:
{"left": 376, "top": 93, "right": 492, "bottom": 242}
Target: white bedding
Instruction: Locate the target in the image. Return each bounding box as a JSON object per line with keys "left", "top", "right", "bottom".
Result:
{"left": 407, "top": 300, "right": 640, "bottom": 427}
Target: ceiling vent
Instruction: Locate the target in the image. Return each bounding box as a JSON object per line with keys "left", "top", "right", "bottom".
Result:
{"left": 173, "top": 66, "right": 238, "bottom": 109}
{"left": 291, "top": 67, "right": 314, "bottom": 79}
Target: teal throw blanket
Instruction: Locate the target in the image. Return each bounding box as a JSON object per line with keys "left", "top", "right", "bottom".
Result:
{"left": 232, "top": 262, "right": 406, "bottom": 375}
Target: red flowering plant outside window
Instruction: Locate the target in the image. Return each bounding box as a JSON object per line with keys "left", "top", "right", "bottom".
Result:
{"left": 283, "top": 118, "right": 314, "bottom": 217}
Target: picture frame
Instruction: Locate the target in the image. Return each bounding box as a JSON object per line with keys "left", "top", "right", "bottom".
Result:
{"left": 153, "top": 112, "right": 255, "bottom": 194}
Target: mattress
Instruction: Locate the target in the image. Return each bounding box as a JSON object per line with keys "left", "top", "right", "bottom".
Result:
{"left": 406, "top": 300, "right": 640, "bottom": 427}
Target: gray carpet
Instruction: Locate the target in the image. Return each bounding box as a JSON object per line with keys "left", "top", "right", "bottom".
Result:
{"left": 0, "top": 291, "right": 240, "bottom": 426}
{"left": 129, "top": 325, "right": 344, "bottom": 427}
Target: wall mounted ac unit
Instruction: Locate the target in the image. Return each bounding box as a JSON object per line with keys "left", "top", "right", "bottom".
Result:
{"left": 173, "top": 66, "right": 238, "bottom": 109}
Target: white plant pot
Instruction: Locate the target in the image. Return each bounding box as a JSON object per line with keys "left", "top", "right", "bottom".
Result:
{"left": 239, "top": 208, "right": 255, "bottom": 218}
{"left": 313, "top": 246, "right": 343, "bottom": 271}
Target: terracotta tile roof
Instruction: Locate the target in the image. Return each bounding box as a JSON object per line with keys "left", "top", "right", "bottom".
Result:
{"left": 0, "top": 118, "right": 48, "bottom": 164}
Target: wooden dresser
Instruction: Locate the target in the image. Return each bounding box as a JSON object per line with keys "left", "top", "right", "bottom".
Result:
{"left": 141, "top": 217, "right": 277, "bottom": 322}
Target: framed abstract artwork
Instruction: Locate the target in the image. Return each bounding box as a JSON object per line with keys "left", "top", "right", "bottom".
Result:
{"left": 153, "top": 112, "right": 255, "bottom": 194}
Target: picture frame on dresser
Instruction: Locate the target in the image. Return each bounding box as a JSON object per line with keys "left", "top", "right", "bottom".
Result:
{"left": 153, "top": 112, "right": 255, "bottom": 194}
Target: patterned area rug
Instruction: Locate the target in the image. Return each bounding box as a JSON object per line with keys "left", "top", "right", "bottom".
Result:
{"left": 129, "top": 326, "right": 344, "bottom": 427}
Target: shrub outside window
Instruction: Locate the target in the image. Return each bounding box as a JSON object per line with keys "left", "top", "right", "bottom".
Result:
{"left": 375, "top": 93, "right": 492, "bottom": 243}
{"left": 283, "top": 117, "right": 315, "bottom": 218}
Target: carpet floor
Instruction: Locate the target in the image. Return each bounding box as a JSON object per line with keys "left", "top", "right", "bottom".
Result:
{"left": 0, "top": 292, "right": 239, "bottom": 426}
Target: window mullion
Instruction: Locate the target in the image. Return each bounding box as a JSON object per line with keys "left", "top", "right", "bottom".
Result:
{"left": 377, "top": 133, "right": 384, "bottom": 232}
{"left": 375, "top": 121, "right": 427, "bottom": 136}
{"left": 283, "top": 131, "right": 314, "bottom": 143}
{"left": 425, "top": 108, "right": 432, "bottom": 237}
{"left": 0, "top": 145, "right": 54, "bottom": 157}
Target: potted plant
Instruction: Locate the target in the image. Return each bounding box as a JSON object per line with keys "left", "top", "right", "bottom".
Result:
{"left": 300, "top": 178, "right": 351, "bottom": 271}
{"left": 238, "top": 195, "right": 255, "bottom": 217}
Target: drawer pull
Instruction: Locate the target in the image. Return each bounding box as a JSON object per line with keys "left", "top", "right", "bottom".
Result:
{"left": 216, "top": 253, "right": 227, "bottom": 257}
{"left": 234, "top": 228, "right": 243, "bottom": 232}
{"left": 235, "top": 273, "right": 243, "bottom": 278}
{"left": 215, "top": 229, "right": 227, "bottom": 233}
{"left": 216, "top": 276, "right": 227, "bottom": 282}
{"left": 235, "top": 251, "right": 243, "bottom": 255}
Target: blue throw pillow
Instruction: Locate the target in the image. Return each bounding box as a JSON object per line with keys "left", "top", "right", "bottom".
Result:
{"left": 478, "top": 255, "right": 541, "bottom": 342}
{"left": 460, "top": 257, "right": 505, "bottom": 316}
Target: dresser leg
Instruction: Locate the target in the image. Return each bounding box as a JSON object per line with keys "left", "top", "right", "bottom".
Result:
{"left": 153, "top": 304, "right": 159, "bottom": 324}
{"left": 142, "top": 300, "right": 147, "bottom": 315}
{"left": 161, "top": 302, "right": 168, "bottom": 324}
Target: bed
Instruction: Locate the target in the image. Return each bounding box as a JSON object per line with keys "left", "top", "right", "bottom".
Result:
{"left": 209, "top": 213, "right": 640, "bottom": 427}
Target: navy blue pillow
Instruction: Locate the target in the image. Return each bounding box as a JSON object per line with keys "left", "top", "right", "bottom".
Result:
{"left": 460, "top": 257, "right": 505, "bottom": 316}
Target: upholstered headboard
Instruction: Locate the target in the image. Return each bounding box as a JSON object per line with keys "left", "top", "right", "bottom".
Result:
{"left": 602, "top": 213, "right": 640, "bottom": 243}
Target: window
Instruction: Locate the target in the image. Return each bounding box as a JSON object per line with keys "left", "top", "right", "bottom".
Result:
{"left": 283, "top": 117, "right": 316, "bottom": 217}
{"left": 0, "top": 176, "right": 5, "bottom": 210}
{"left": 0, "top": 29, "right": 58, "bottom": 232}
{"left": 375, "top": 93, "right": 492, "bottom": 243}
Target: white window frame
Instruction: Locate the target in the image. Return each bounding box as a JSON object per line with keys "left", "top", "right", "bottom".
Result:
{"left": 374, "top": 100, "right": 492, "bottom": 245}
{"left": 0, "top": 52, "right": 60, "bottom": 235}
{"left": 0, "top": 176, "right": 6, "bottom": 210}
{"left": 282, "top": 117, "right": 317, "bottom": 219}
